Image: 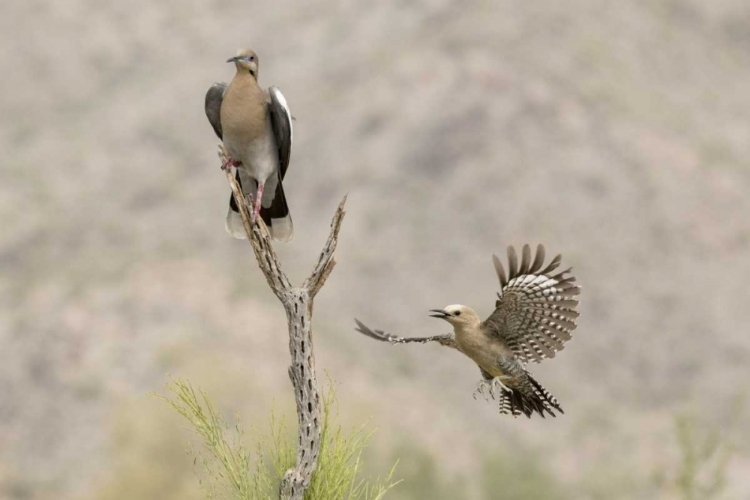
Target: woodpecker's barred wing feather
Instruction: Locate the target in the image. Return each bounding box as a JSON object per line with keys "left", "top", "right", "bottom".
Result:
{"left": 483, "top": 244, "right": 580, "bottom": 364}
{"left": 268, "top": 86, "right": 292, "bottom": 179}
{"left": 205, "top": 82, "right": 227, "bottom": 139}
{"left": 354, "top": 319, "right": 460, "bottom": 351}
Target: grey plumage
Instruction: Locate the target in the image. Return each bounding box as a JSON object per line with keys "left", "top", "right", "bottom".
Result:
{"left": 204, "top": 50, "right": 294, "bottom": 241}
{"left": 353, "top": 244, "right": 581, "bottom": 419}
{"left": 205, "top": 82, "right": 226, "bottom": 139}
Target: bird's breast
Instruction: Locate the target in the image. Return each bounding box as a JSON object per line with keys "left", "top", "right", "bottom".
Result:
{"left": 220, "top": 82, "right": 269, "bottom": 151}
{"left": 455, "top": 329, "right": 511, "bottom": 378}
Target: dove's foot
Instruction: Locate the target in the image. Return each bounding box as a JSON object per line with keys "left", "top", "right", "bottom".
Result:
{"left": 221, "top": 156, "right": 241, "bottom": 171}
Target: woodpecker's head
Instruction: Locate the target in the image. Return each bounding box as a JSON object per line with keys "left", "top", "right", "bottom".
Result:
{"left": 227, "top": 49, "right": 259, "bottom": 78}
{"left": 429, "top": 304, "right": 481, "bottom": 329}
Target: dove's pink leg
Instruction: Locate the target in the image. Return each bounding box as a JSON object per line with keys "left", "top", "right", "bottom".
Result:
{"left": 251, "top": 182, "right": 264, "bottom": 224}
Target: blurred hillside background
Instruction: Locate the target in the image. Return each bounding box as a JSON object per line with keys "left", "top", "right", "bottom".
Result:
{"left": 2, "top": 0, "right": 750, "bottom": 498}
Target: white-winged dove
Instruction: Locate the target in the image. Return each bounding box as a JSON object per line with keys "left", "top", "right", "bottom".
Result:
{"left": 205, "top": 48, "right": 294, "bottom": 241}
{"left": 354, "top": 244, "right": 581, "bottom": 418}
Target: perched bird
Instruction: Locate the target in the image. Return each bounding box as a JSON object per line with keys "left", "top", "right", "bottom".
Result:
{"left": 354, "top": 244, "right": 581, "bottom": 418}
{"left": 204, "top": 48, "right": 294, "bottom": 241}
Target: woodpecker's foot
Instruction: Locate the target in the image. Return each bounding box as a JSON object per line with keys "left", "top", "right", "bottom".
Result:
{"left": 473, "top": 377, "right": 510, "bottom": 402}
{"left": 221, "top": 156, "right": 241, "bottom": 171}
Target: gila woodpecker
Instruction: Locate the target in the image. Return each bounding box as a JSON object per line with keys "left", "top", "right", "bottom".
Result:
{"left": 354, "top": 244, "right": 580, "bottom": 418}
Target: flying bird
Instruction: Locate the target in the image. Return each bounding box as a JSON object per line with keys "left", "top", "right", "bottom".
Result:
{"left": 354, "top": 244, "right": 581, "bottom": 418}
{"left": 205, "top": 48, "right": 294, "bottom": 241}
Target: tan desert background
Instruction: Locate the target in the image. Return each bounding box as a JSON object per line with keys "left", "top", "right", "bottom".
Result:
{"left": 1, "top": 0, "right": 749, "bottom": 498}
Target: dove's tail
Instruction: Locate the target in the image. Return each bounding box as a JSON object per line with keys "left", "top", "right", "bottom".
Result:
{"left": 226, "top": 171, "right": 293, "bottom": 242}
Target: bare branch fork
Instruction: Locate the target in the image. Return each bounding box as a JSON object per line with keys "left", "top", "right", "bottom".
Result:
{"left": 219, "top": 146, "right": 347, "bottom": 500}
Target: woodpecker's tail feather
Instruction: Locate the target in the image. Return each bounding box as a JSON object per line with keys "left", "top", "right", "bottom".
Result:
{"left": 498, "top": 374, "right": 563, "bottom": 418}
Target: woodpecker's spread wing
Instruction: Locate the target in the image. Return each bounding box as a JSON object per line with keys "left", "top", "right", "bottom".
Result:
{"left": 205, "top": 82, "right": 227, "bottom": 139}
{"left": 354, "top": 319, "right": 460, "bottom": 351}
{"left": 268, "top": 86, "right": 292, "bottom": 180}
{"left": 481, "top": 244, "right": 580, "bottom": 364}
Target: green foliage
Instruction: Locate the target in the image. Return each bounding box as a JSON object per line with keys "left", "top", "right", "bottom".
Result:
{"left": 383, "top": 442, "right": 570, "bottom": 500}
{"left": 655, "top": 396, "right": 744, "bottom": 500}
{"left": 384, "top": 444, "right": 463, "bottom": 500}
{"left": 159, "top": 380, "right": 262, "bottom": 499}
{"left": 87, "top": 395, "right": 203, "bottom": 500}
{"left": 93, "top": 379, "right": 744, "bottom": 500}
{"left": 159, "top": 378, "right": 399, "bottom": 500}
{"left": 478, "top": 453, "right": 572, "bottom": 500}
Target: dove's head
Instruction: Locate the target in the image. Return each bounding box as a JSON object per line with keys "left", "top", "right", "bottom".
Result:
{"left": 227, "top": 49, "right": 259, "bottom": 78}
{"left": 429, "top": 304, "right": 481, "bottom": 330}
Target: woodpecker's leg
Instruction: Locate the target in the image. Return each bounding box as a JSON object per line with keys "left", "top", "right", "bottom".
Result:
{"left": 251, "top": 182, "right": 265, "bottom": 224}
{"left": 473, "top": 377, "right": 511, "bottom": 401}
{"left": 474, "top": 369, "right": 494, "bottom": 401}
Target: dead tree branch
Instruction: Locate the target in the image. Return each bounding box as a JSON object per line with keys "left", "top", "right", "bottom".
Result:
{"left": 219, "top": 146, "right": 346, "bottom": 500}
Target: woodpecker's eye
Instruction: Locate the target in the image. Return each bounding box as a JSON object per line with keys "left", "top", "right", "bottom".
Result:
{"left": 454, "top": 311, "right": 461, "bottom": 316}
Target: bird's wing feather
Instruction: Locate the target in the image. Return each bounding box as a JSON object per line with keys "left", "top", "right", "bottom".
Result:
{"left": 205, "top": 82, "right": 227, "bottom": 139}
{"left": 354, "top": 319, "right": 461, "bottom": 351}
{"left": 482, "top": 244, "right": 580, "bottom": 364}
{"left": 268, "top": 86, "right": 293, "bottom": 179}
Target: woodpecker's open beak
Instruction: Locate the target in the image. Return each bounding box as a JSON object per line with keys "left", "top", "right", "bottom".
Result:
{"left": 429, "top": 309, "right": 449, "bottom": 319}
